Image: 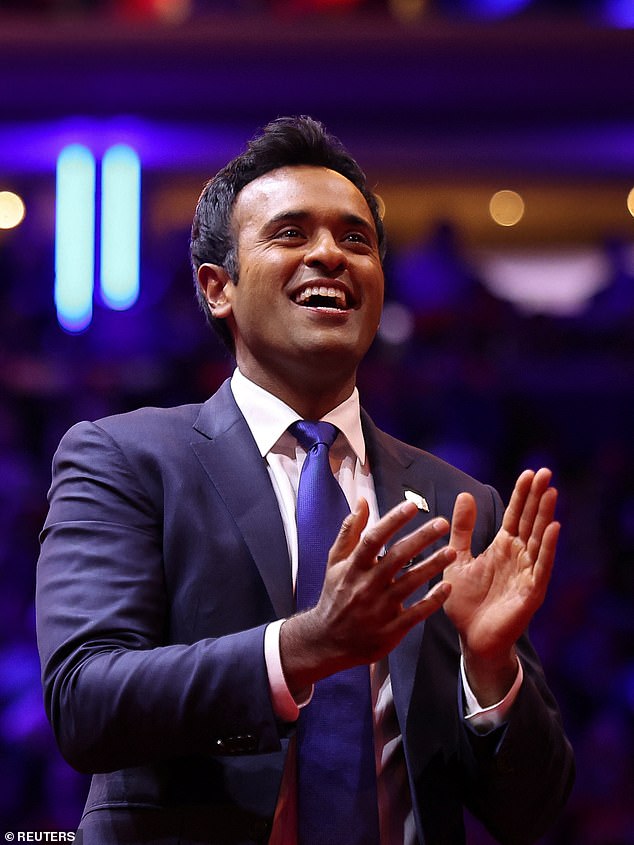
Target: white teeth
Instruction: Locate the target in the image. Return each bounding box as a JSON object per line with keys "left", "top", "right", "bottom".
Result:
{"left": 295, "top": 286, "right": 347, "bottom": 307}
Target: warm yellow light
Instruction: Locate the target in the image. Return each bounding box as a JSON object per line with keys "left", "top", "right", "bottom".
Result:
{"left": 489, "top": 190, "right": 525, "bottom": 227}
{"left": 627, "top": 187, "right": 634, "bottom": 218}
{"left": 0, "top": 191, "right": 26, "bottom": 230}
{"left": 389, "top": 0, "right": 428, "bottom": 22}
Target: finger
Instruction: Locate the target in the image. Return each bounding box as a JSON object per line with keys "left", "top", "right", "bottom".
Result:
{"left": 377, "top": 517, "right": 451, "bottom": 580}
{"left": 351, "top": 499, "right": 421, "bottom": 569}
{"left": 501, "top": 468, "right": 536, "bottom": 537}
{"left": 384, "top": 580, "right": 452, "bottom": 641}
{"left": 532, "top": 520, "right": 560, "bottom": 602}
{"left": 526, "top": 486, "right": 558, "bottom": 561}
{"left": 517, "top": 468, "right": 554, "bottom": 545}
{"left": 449, "top": 492, "right": 477, "bottom": 556}
{"left": 391, "top": 545, "right": 457, "bottom": 604}
{"left": 326, "top": 497, "right": 370, "bottom": 568}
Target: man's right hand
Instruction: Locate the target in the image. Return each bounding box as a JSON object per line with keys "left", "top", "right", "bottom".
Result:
{"left": 279, "top": 498, "right": 454, "bottom": 697}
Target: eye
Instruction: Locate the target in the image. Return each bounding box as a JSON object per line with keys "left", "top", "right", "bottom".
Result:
{"left": 342, "top": 231, "right": 375, "bottom": 249}
{"left": 344, "top": 231, "right": 368, "bottom": 243}
{"left": 275, "top": 227, "right": 304, "bottom": 240}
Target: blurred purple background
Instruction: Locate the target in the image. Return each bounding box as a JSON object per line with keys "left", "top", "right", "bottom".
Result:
{"left": 1, "top": 2, "right": 633, "bottom": 841}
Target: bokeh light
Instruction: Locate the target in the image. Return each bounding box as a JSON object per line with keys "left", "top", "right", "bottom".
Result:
{"left": 388, "top": 0, "right": 428, "bottom": 22}
{"left": 54, "top": 144, "right": 96, "bottom": 333}
{"left": 100, "top": 144, "right": 141, "bottom": 311}
{"left": 489, "top": 189, "right": 525, "bottom": 227}
{"left": 603, "top": 0, "right": 634, "bottom": 27}
{"left": 377, "top": 301, "right": 415, "bottom": 345}
{"left": 0, "top": 191, "right": 26, "bottom": 229}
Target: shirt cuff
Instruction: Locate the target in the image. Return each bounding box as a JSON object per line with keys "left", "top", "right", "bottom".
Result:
{"left": 461, "top": 654, "right": 523, "bottom": 733}
{"left": 264, "top": 619, "right": 312, "bottom": 723}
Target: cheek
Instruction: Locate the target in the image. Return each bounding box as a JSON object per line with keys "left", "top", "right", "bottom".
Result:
{"left": 367, "top": 276, "right": 384, "bottom": 321}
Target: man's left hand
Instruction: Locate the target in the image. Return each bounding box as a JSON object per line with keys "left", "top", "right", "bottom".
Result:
{"left": 443, "top": 467, "right": 560, "bottom": 706}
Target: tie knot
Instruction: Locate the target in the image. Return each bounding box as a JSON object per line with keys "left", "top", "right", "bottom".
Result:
{"left": 289, "top": 420, "right": 339, "bottom": 452}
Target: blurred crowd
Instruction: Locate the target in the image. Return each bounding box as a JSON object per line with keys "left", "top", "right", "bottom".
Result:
{"left": 0, "top": 207, "right": 633, "bottom": 841}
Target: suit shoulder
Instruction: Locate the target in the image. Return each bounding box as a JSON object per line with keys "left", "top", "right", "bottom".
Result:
{"left": 364, "top": 416, "right": 503, "bottom": 521}
{"left": 406, "top": 439, "right": 490, "bottom": 496}
{"left": 84, "top": 404, "right": 202, "bottom": 441}
{"left": 58, "top": 404, "right": 204, "bottom": 462}
{"left": 96, "top": 403, "right": 203, "bottom": 438}
{"left": 370, "top": 422, "right": 489, "bottom": 493}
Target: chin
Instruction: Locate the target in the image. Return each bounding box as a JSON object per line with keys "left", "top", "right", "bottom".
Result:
{"left": 300, "top": 340, "right": 368, "bottom": 373}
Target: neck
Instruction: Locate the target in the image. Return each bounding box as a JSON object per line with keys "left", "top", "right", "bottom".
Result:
{"left": 237, "top": 361, "right": 357, "bottom": 420}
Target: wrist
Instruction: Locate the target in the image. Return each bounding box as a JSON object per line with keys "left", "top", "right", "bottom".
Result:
{"left": 279, "top": 609, "right": 346, "bottom": 696}
{"left": 461, "top": 643, "right": 518, "bottom": 708}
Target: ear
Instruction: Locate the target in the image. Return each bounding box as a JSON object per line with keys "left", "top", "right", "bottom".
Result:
{"left": 197, "top": 263, "right": 234, "bottom": 319}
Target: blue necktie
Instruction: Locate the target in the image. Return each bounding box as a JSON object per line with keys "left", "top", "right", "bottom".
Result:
{"left": 290, "top": 420, "right": 380, "bottom": 845}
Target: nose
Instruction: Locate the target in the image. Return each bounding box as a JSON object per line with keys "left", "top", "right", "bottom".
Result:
{"left": 303, "top": 230, "right": 347, "bottom": 273}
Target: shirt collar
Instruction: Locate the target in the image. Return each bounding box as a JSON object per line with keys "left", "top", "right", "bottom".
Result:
{"left": 230, "top": 367, "right": 366, "bottom": 464}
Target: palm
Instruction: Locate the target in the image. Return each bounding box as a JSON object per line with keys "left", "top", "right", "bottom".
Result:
{"left": 443, "top": 469, "right": 560, "bottom": 657}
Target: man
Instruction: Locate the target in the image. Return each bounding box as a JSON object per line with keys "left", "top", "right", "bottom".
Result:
{"left": 36, "top": 116, "right": 574, "bottom": 845}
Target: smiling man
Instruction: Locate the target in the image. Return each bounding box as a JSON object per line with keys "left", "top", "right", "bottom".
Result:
{"left": 197, "top": 165, "right": 383, "bottom": 420}
{"left": 36, "top": 117, "right": 574, "bottom": 845}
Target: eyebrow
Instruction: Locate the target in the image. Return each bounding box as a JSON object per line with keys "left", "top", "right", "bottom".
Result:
{"left": 265, "top": 209, "right": 376, "bottom": 235}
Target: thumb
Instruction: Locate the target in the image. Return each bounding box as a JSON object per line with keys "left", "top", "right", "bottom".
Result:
{"left": 449, "top": 492, "right": 477, "bottom": 557}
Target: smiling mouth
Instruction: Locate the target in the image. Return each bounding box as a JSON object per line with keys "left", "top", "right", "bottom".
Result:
{"left": 293, "top": 285, "right": 350, "bottom": 311}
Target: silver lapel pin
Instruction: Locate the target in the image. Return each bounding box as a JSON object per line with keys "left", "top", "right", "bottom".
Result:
{"left": 404, "top": 489, "right": 429, "bottom": 512}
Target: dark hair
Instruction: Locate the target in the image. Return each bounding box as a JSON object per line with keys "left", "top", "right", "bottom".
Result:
{"left": 190, "top": 115, "right": 386, "bottom": 352}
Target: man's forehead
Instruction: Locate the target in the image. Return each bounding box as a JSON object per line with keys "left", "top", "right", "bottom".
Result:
{"left": 232, "top": 165, "right": 373, "bottom": 223}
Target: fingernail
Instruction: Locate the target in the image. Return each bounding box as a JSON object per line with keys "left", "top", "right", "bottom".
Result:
{"left": 401, "top": 501, "right": 417, "bottom": 514}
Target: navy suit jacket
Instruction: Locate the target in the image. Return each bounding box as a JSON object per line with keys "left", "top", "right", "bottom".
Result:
{"left": 36, "top": 380, "right": 573, "bottom": 845}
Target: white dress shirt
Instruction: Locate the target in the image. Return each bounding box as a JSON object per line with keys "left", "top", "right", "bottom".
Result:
{"left": 230, "top": 368, "right": 522, "bottom": 845}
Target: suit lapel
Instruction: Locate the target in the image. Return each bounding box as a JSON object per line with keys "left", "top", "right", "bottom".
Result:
{"left": 362, "top": 409, "right": 439, "bottom": 576}
{"left": 191, "top": 381, "right": 294, "bottom": 619}
{"left": 362, "top": 412, "right": 439, "bottom": 730}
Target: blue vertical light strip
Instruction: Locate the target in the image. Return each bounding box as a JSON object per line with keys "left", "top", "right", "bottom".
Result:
{"left": 100, "top": 144, "right": 141, "bottom": 310}
{"left": 54, "top": 144, "right": 96, "bottom": 332}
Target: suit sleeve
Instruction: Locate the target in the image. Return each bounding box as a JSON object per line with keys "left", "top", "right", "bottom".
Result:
{"left": 36, "top": 420, "right": 284, "bottom": 774}
{"left": 459, "top": 485, "right": 575, "bottom": 844}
